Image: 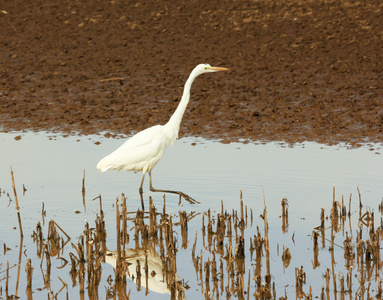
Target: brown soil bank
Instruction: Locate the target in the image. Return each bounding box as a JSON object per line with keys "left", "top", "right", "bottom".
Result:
{"left": 0, "top": 0, "right": 382, "bottom": 145}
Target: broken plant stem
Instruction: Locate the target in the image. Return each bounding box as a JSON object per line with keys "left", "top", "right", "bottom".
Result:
{"left": 11, "top": 166, "right": 23, "bottom": 238}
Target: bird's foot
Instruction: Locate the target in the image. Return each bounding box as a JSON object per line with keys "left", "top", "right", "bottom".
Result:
{"left": 149, "top": 185, "right": 200, "bottom": 205}
{"left": 178, "top": 192, "right": 200, "bottom": 205}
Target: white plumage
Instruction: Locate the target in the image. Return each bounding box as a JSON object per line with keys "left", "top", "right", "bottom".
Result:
{"left": 97, "top": 125, "right": 168, "bottom": 173}
{"left": 97, "top": 63, "right": 228, "bottom": 209}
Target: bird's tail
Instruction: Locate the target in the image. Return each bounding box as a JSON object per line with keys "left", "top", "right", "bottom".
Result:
{"left": 97, "top": 158, "right": 114, "bottom": 172}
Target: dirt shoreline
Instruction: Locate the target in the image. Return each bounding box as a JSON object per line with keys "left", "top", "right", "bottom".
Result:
{"left": 1, "top": 0, "right": 382, "bottom": 146}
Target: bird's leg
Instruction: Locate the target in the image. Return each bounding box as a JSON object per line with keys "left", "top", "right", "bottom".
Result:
{"left": 148, "top": 172, "right": 200, "bottom": 205}
{"left": 139, "top": 174, "right": 145, "bottom": 210}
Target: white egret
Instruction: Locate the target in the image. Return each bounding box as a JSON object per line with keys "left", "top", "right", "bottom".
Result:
{"left": 97, "top": 63, "right": 228, "bottom": 209}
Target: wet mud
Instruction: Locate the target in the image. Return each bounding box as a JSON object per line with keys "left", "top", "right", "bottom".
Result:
{"left": 0, "top": 0, "right": 382, "bottom": 145}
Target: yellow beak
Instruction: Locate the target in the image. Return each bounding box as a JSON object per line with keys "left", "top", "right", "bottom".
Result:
{"left": 207, "top": 66, "right": 229, "bottom": 71}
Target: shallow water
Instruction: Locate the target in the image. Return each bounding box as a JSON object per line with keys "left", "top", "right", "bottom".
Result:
{"left": 0, "top": 131, "right": 382, "bottom": 298}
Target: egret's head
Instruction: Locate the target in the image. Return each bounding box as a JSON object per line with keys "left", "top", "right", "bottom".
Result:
{"left": 194, "top": 63, "right": 229, "bottom": 75}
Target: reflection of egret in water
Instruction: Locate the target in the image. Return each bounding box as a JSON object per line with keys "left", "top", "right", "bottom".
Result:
{"left": 105, "top": 245, "right": 185, "bottom": 298}
{"left": 108, "top": 196, "right": 193, "bottom": 298}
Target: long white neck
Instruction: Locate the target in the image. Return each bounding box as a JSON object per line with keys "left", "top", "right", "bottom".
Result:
{"left": 164, "top": 69, "right": 201, "bottom": 145}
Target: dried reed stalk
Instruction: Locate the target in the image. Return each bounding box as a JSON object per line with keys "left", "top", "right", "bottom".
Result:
{"left": 262, "top": 189, "right": 271, "bottom": 284}
{"left": 10, "top": 167, "right": 23, "bottom": 237}
{"left": 25, "top": 258, "right": 33, "bottom": 288}
{"left": 82, "top": 170, "right": 86, "bottom": 211}
{"left": 6, "top": 259, "right": 9, "bottom": 295}
{"left": 281, "top": 197, "right": 289, "bottom": 233}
